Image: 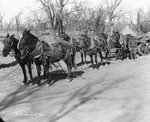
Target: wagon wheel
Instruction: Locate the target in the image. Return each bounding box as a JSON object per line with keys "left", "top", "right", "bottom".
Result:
{"left": 138, "top": 43, "right": 146, "bottom": 56}
{"left": 145, "top": 43, "right": 150, "bottom": 54}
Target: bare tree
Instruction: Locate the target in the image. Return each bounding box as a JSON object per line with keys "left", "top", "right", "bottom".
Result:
{"left": 93, "top": 8, "right": 106, "bottom": 35}
{"left": 31, "top": 10, "right": 47, "bottom": 34}
{"left": 63, "top": 0, "right": 85, "bottom": 34}
{"left": 135, "top": 8, "right": 150, "bottom": 33}
{"left": 101, "top": 0, "right": 124, "bottom": 46}
{"left": 37, "top": 0, "right": 57, "bottom": 35}
{"left": 0, "top": 12, "right": 5, "bottom": 28}
{"left": 4, "top": 17, "right": 15, "bottom": 32}
{"left": 55, "top": 0, "right": 72, "bottom": 35}
{"left": 37, "top": 0, "right": 80, "bottom": 36}
{"left": 14, "top": 11, "right": 23, "bottom": 38}
{"left": 24, "top": 16, "right": 34, "bottom": 30}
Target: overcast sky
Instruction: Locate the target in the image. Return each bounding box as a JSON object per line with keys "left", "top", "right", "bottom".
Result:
{"left": 1, "top": 0, "right": 150, "bottom": 22}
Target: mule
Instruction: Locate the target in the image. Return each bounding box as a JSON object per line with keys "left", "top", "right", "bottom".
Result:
{"left": 2, "top": 33, "right": 33, "bottom": 84}
{"left": 19, "top": 30, "right": 76, "bottom": 86}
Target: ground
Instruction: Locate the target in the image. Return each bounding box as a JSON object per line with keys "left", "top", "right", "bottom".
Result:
{"left": 1, "top": 40, "right": 150, "bottom": 122}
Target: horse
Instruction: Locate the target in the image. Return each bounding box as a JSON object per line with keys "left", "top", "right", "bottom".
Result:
{"left": 59, "top": 33, "right": 86, "bottom": 64}
{"left": 87, "top": 34, "right": 109, "bottom": 68}
{"left": 61, "top": 33, "right": 93, "bottom": 65}
{"left": 60, "top": 33, "right": 109, "bottom": 68}
{"left": 70, "top": 33, "right": 109, "bottom": 69}
{"left": 19, "top": 30, "right": 76, "bottom": 86}
{"left": 74, "top": 34, "right": 92, "bottom": 64}
{"left": 2, "top": 33, "right": 33, "bottom": 84}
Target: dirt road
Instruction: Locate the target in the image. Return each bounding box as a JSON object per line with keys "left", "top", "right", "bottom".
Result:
{"left": 0, "top": 54, "right": 150, "bottom": 122}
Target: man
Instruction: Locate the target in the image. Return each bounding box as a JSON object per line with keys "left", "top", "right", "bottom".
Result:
{"left": 128, "top": 35, "right": 137, "bottom": 60}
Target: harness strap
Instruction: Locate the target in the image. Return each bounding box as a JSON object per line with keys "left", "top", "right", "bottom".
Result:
{"left": 30, "top": 41, "right": 73, "bottom": 65}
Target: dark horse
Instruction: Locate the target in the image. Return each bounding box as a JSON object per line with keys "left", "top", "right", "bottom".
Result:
{"left": 59, "top": 33, "right": 109, "bottom": 68}
{"left": 78, "top": 33, "right": 109, "bottom": 68}
{"left": 19, "top": 30, "right": 76, "bottom": 86}
{"left": 59, "top": 33, "right": 95, "bottom": 65}
{"left": 88, "top": 34, "right": 109, "bottom": 68}
{"left": 2, "top": 33, "right": 33, "bottom": 84}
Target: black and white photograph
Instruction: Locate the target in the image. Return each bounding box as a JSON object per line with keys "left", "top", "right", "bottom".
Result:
{"left": 0, "top": 0, "right": 150, "bottom": 121}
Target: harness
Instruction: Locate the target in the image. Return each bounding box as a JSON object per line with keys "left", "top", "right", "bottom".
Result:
{"left": 30, "top": 40, "right": 73, "bottom": 65}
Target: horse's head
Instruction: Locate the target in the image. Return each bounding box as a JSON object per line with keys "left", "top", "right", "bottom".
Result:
{"left": 19, "top": 29, "right": 31, "bottom": 51}
{"left": 78, "top": 37, "right": 85, "bottom": 48}
{"left": 2, "top": 33, "right": 18, "bottom": 57}
{"left": 59, "top": 33, "right": 70, "bottom": 42}
{"left": 19, "top": 29, "right": 38, "bottom": 56}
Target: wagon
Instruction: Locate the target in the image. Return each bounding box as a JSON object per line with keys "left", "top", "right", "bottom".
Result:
{"left": 135, "top": 33, "right": 150, "bottom": 56}
{"left": 136, "top": 39, "right": 146, "bottom": 56}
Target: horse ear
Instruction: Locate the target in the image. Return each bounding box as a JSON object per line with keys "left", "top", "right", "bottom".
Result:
{"left": 27, "top": 29, "right": 31, "bottom": 33}
{"left": 6, "top": 33, "right": 9, "bottom": 38}
{"left": 11, "top": 34, "right": 15, "bottom": 37}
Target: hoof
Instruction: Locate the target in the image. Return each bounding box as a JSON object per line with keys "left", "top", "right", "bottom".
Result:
{"left": 29, "top": 83, "right": 34, "bottom": 86}
{"left": 21, "top": 83, "right": 25, "bottom": 86}
{"left": 46, "top": 84, "right": 51, "bottom": 87}
{"left": 66, "top": 78, "right": 71, "bottom": 82}
{"left": 105, "top": 64, "right": 109, "bottom": 67}
{"left": 90, "top": 67, "right": 94, "bottom": 70}
{"left": 34, "top": 84, "right": 38, "bottom": 87}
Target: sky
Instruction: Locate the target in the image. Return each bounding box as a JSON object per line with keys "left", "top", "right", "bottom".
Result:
{"left": 0, "top": 0, "right": 150, "bottom": 22}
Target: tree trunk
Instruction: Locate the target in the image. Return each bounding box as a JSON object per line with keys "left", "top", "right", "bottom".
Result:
{"left": 106, "top": 22, "right": 113, "bottom": 48}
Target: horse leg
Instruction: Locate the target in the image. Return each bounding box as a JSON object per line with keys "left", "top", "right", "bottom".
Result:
{"left": 94, "top": 53, "right": 98, "bottom": 69}
{"left": 43, "top": 64, "right": 51, "bottom": 85}
{"left": 90, "top": 54, "right": 94, "bottom": 68}
{"left": 27, "top": 60, "right": 33, "bottom": 84}
{"left": 105, "top": 50, "right": 109, "bottom": 65}
{"left": 64, "top": 58, "right": 72, "bottom": 80}
{"left": 20, "top": 64, "right": 27, "bottom": 84}
{"left": 84, "top": 51, "right": 87, "bottom": 64}
{"left": 71, "top": 49, "right": 76, "bottom": 68}
{"left": 99, "top": 51, "right": 103, "bottom": 63}
{"left": 80, "top": 52, "right": 84, "bottom": 64}
{"left": 43, "top": 68, "right": 47, "bottom": 77}
{"left": 35, "top": 63, "right": 41, "bottom": 85}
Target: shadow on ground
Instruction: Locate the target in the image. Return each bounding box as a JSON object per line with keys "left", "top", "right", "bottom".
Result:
{"left": 88, "top": 61, "right": 111, "bottom": 69}
{"left": 0, "top": 84, "right": 44, "bottom": 113}
{"left": 76, "top": 61, "right": 91, "bottom": 67}
{"left": 31, "top": 70, "right": 84, "bottom": 86}
{"left": 0, "top": 61, "right": 18, "bottom": 69}
{"left": 47, "top": 73, "right": 133, "bottom": 122}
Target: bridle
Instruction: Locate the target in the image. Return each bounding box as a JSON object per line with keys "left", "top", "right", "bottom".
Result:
{"left": 19, "top": 33, "right": 30, "bottom": 51}
{"left": 19, "top": 34, "right": 31, "bottom": 59}
{"left": 3, "top": 37, "right": 14, "bottom": 56}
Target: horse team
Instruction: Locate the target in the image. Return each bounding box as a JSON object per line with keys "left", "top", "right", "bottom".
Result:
{"left": 2, "top": 29, "right": 137, "bottom": 86}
